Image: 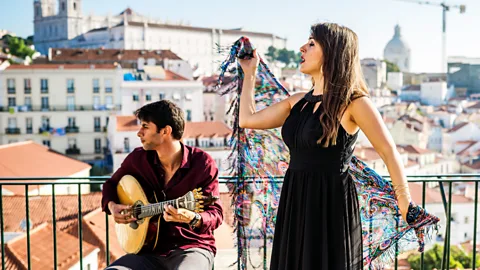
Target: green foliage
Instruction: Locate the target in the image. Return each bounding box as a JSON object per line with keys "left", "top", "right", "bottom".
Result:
{"left": 265, "top": 46, "right": 301, "bottom": 67}
{"left": 407, "top": 244, "right": 480, "bottom": 270}
{"left": 384, "top": 59, "right": 401, "bottom": 73}
{"left": 2, "top": 35, "right": 36, "bottom": 59}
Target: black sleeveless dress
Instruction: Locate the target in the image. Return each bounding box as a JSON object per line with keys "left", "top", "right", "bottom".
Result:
{"left": 270, "top": 91, "right": 363, "bottom": 269}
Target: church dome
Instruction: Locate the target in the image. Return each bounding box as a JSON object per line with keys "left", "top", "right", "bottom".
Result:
{"left": 384, "top": 24, "right": 411, "bottom": 72}
{"left": 384, "top": 25, "right": 410, "bottom": 54}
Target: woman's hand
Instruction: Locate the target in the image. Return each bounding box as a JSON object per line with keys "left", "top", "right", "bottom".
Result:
{"left": 238, "top": 49, "right": 260, "bottom": 77}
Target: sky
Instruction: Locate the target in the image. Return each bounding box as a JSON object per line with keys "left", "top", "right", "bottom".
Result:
{"left": 1, "top": 0, "right": 479, "bottom": 73}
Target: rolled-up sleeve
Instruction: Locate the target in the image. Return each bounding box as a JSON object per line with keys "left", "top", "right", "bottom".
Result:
{"left": 197, "top": 158, "right": 223, "bottom": 234}
{"left": 101, "top": 154, "right": 132, "bottom": 215}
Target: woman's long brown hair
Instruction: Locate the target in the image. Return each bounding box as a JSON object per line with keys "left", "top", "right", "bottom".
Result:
{"left": 311, "top": 23, "right": 370, "bottom": 147}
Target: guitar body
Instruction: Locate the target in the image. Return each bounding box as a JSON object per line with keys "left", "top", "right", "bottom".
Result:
{"left": 115, "top": 175, "right": 219, "bottom": 254}
{"left": 116, "top": 175, "right": 159, "bottom": 254}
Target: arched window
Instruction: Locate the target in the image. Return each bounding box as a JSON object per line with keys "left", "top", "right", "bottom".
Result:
{"left": 73, "top": 2, "right": 77, "bottom": 10}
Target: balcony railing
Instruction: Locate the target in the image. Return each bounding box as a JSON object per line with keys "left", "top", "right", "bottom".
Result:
{"left": 65, "top": 148, "right": 81, "bottom": 155}
{"left": 0, "top": 105, "right": 121, "bottom": 112}
{"left": 5, "top": 127, "right": 21, "bottom": 134}
{"left": 1, "top": 174, "right": 480, "bottom": 270}
{"left": 65, "top": 126, "right": 80, "bottom": 133}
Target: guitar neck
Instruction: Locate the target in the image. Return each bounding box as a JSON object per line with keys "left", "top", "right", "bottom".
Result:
{"left": 139, "top": 199, "right": 178, "bottom": 218}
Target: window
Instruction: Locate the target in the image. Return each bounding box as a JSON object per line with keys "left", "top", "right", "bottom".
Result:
{"left": 68, "top": 117, "right": 76, "bottom": 127}
{"left": 105, "top": 79, "right": 112, "bottom": 93}
{"left": 67, "top": 96, "right": 75, "bottom": 111}
{"left": 186, "top": 110, "right": 192, "bottom": 122}
{"left": 61, "top": 2, "right": 65, "bottom": 11}
{"left": 7, "top": 78, "right": 15, "bottom": 94}
{"left": 159, "top": 93, "right": 165, "bottom": 100}
{"left": 73, "top": 2, "right": 77, "bottom": 10}
{"left": 94, "top": 138, "right": 102, "bottom": 154}
{"left": 93, "top": 79, "right": 100, "bottom": 93}
{"left": 94, "top": 117, "right": 101, "bottom": 132}
{"left": 67, "top": 79, "right": 75, "bottom": 93}
{"left": 465, "top": 216, "right": 469, "bottom": 224}
{"left": 40, "top": 79, "right": 48, "bottom": 93}
{"left": 8, "top": 97, "right": 16, "bottom": 107}
{"left": 124, "top": 138, "right": 130, "bottom": 153}
{"left": 24, "top": 97, "right": 32, "bottom": 110}
{"left": 41, "top": 97, "right": 49, "bottom": 110}
{"left": 173, "top": 93, "right": 181, "bottom": 100}
{"left": 146, "top": 91, "right": 151, "bottom": 101}
{"left": 42, "top": 140, "right": 51, "bottom": 147}
{"left": 7, "top": 118, "right": 17, "bottom": 128}
{"left": 133, "top": 92, "right": 139, "bottom": 101}
{"left": 41, "top": 116, "right": 50, "bottom": 130}
{"left": 68, "top": 138, "right": 77, "bottom": 149}
{"left": 105, "top": 96, "right": 113, "bottom": 108}
{"left": 93, "top": 96, "right": 100, "bottom": 109}
{"left": 24, "top": 79, "right": 31, "bottom": 94}
{"left": 185, "top": 93, "right": 192, "bottom": 101}
{"left": 26, "top": 118, "right": 33, "bottom": 134}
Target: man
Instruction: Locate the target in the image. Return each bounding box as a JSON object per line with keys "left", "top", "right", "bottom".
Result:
{"left": 102, "top": 100, "right": 223, "bottom": 270}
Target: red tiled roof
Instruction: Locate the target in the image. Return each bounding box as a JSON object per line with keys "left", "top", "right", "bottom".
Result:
{"left": 463, "top": 160, "right": 480, "bottom": 170}
{"left": 165, "top": 70, "right": 188, "bottom": 81}
{"left": 447, "top": 122, "right": 469, "bottom": 133}
{"left": 467, "top": 102, "right": 480, "bottom": 110}
{"left": 457, "top": 141, "right": 479, "bottom": 156}
{"left": 183, "top": 122, "right": 232, "bottom": 139}
{"left": 6, "top": 64, "right": 118, "bottom": 70}
{"left": 354, "top": 147, "right": 382, "bottom": 161}
{"left": 2, "top": 193, "right": 102, "bottom": 232}
{"left": 409, "top": 183, "right": 472, "bottom": 204}
{"left": 65, "top": 209, "right": 124, "bottom": 269}
{"left": 398, "top": 145, "right": 433, "bottom": 155}
{"left": 4, "top": 223, "right": 98, "bottom": 270}
{"left": 115, "top": 116, "right": 232, "bottom": 138}
{"left": 0, "top": 141, "right": 91, "bottom": 195}
{"left": 49, "top": 48, "right": 182, "bottom": 62}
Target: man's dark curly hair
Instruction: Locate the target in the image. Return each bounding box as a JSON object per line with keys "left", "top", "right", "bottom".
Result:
{"left": 134, "top": 100, "right": 185, "bottom": 140}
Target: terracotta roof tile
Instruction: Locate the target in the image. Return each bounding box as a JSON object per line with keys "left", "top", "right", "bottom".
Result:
{"left": 463, "top": 159, "right": 480, "bottom": 170}
{"left": 115, "top": 116, "right": 232, "bottom": 139}
{"left": 6, "top": 64, "right": 118, "bottom": 70}
{"left": 0, "top": 141, "right": 91, "bottom": 195}
{"left": 165, "top": 70, "right": 188, "bottom": 81}
{"left": 408, "top": 183, "right": 472, "bottom": 204}
{"left": 398, "top": 145, "right": 433, "bottom": 155}
{"left": 5, "top": 223, "right": 98, "bottom": 270}
{"left": 49, "top": 48, "right": 182, "bottom": 62}
{"left": 2, "top": 193, "right": 102, "bottom": 232}
{"left": 467, "top": 102, "right": 480, "bottom": 110}
{"left": 447, "top": 122, "right": 469, "bottom": 133}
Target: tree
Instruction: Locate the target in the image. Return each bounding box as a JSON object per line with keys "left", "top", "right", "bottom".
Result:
{"left": 384, "top": 60, "right": 401, "bottom": 73}
{"left": 2, "top": 35, "right": 36, "bottom": 59}
{"left": 407, "top": 244, "right": 480, "bottom": 270}
{"left": 265, "top": 46, "right": 278, "bottom": 62}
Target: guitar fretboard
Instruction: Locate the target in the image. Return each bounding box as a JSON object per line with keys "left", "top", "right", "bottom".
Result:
{"left": 138, "top": 199, "right": 177, "bottom": 218}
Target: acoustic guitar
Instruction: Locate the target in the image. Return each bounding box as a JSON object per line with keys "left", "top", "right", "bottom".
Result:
{"left": 115, "top": 175, "right": 219, "bottom": 254}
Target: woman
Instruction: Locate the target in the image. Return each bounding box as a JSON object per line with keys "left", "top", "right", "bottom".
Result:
{"left": 238, "top": 23, "right": 415, "bottom": 269}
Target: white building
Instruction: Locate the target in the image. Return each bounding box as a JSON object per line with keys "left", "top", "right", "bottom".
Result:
{"left": 420, "top": 81, "right": 447, "bottom": 106}
{"left": 108, "top": 116, "right": 232, "bottom": 174}
{"left": 443, "top": 122, "right": 480, "bottom": 155}
{"left": 386, "top": 72, "right": 403, "bottom": 91}
{"left": 361, "top": 58, "right": 387, "bottom": 89}
{"left": 0, "top": 141, "right": 91, "bottom": 196}
{"left": 120, "top": 72, "right": 204, "bottom": 121}
{"left": 0, "top": 63, "right": 122, "bottom": 161}
{"left": 33, "top": 2, "right": 287, "bottom": 75}
{"left": 384, "top": 25, "right": 411, "bottom": 72}
{"left": 427, "top": 111, "right": 457, "bottom": 129}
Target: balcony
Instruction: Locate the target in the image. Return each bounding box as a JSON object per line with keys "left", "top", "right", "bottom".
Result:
{"left": 24, "top": 88, "right": 32, "bottom": 94}
{"left": 39, "top": 126, "right": 51, "bottom": 134}
{"left": 5, "top": 127, "right": 20, "bottom": 134}
{"left": 0, "top": 105, "right": 121, "bottom": 112}
{"left": 7, "top": 88, "right": 15, "bottom": 94}
{"left": 0, "top": 174, "right": 479, "bottom": 269}
{"left": 65, "top": 148, "right": 81, "bottom": 155}
{"left": 65, "top": 126, "right": 80, "bottom": 133}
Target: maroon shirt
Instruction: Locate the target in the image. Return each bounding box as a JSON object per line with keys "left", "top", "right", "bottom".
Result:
{"left": 101, "top": 143, "right": 223, "bottom": 255}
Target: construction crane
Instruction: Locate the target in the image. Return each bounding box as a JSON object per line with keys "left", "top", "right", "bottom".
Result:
{"left": 394, "top": 0, "right": 466, "bottom": 73}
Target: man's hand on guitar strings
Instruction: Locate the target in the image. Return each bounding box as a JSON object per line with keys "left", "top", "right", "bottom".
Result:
{"left": 163, "top": 205, "right": 197, "bottom": 225}
{"left": 108, "top": 202, "right": 137, "bottom": 224}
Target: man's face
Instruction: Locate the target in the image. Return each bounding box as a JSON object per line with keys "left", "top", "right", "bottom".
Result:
{"left": 137, "top": 121, "right": 165, "bottom": 150}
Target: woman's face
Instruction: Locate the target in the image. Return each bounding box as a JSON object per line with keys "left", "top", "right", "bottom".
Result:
{"left": 299, "top": 36, "right": 324, "bottom": 76}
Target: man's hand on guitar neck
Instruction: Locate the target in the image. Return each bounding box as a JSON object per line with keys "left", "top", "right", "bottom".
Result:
{"left": 108, "top": 201, "right": 137, "bottom": 224}
{"left": 163, "top": 205, "right": 202, "bottom": 228}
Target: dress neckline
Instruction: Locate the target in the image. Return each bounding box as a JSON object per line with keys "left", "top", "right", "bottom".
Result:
{"left": 304, "top": 90, "right": 323, "bottom": 103}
